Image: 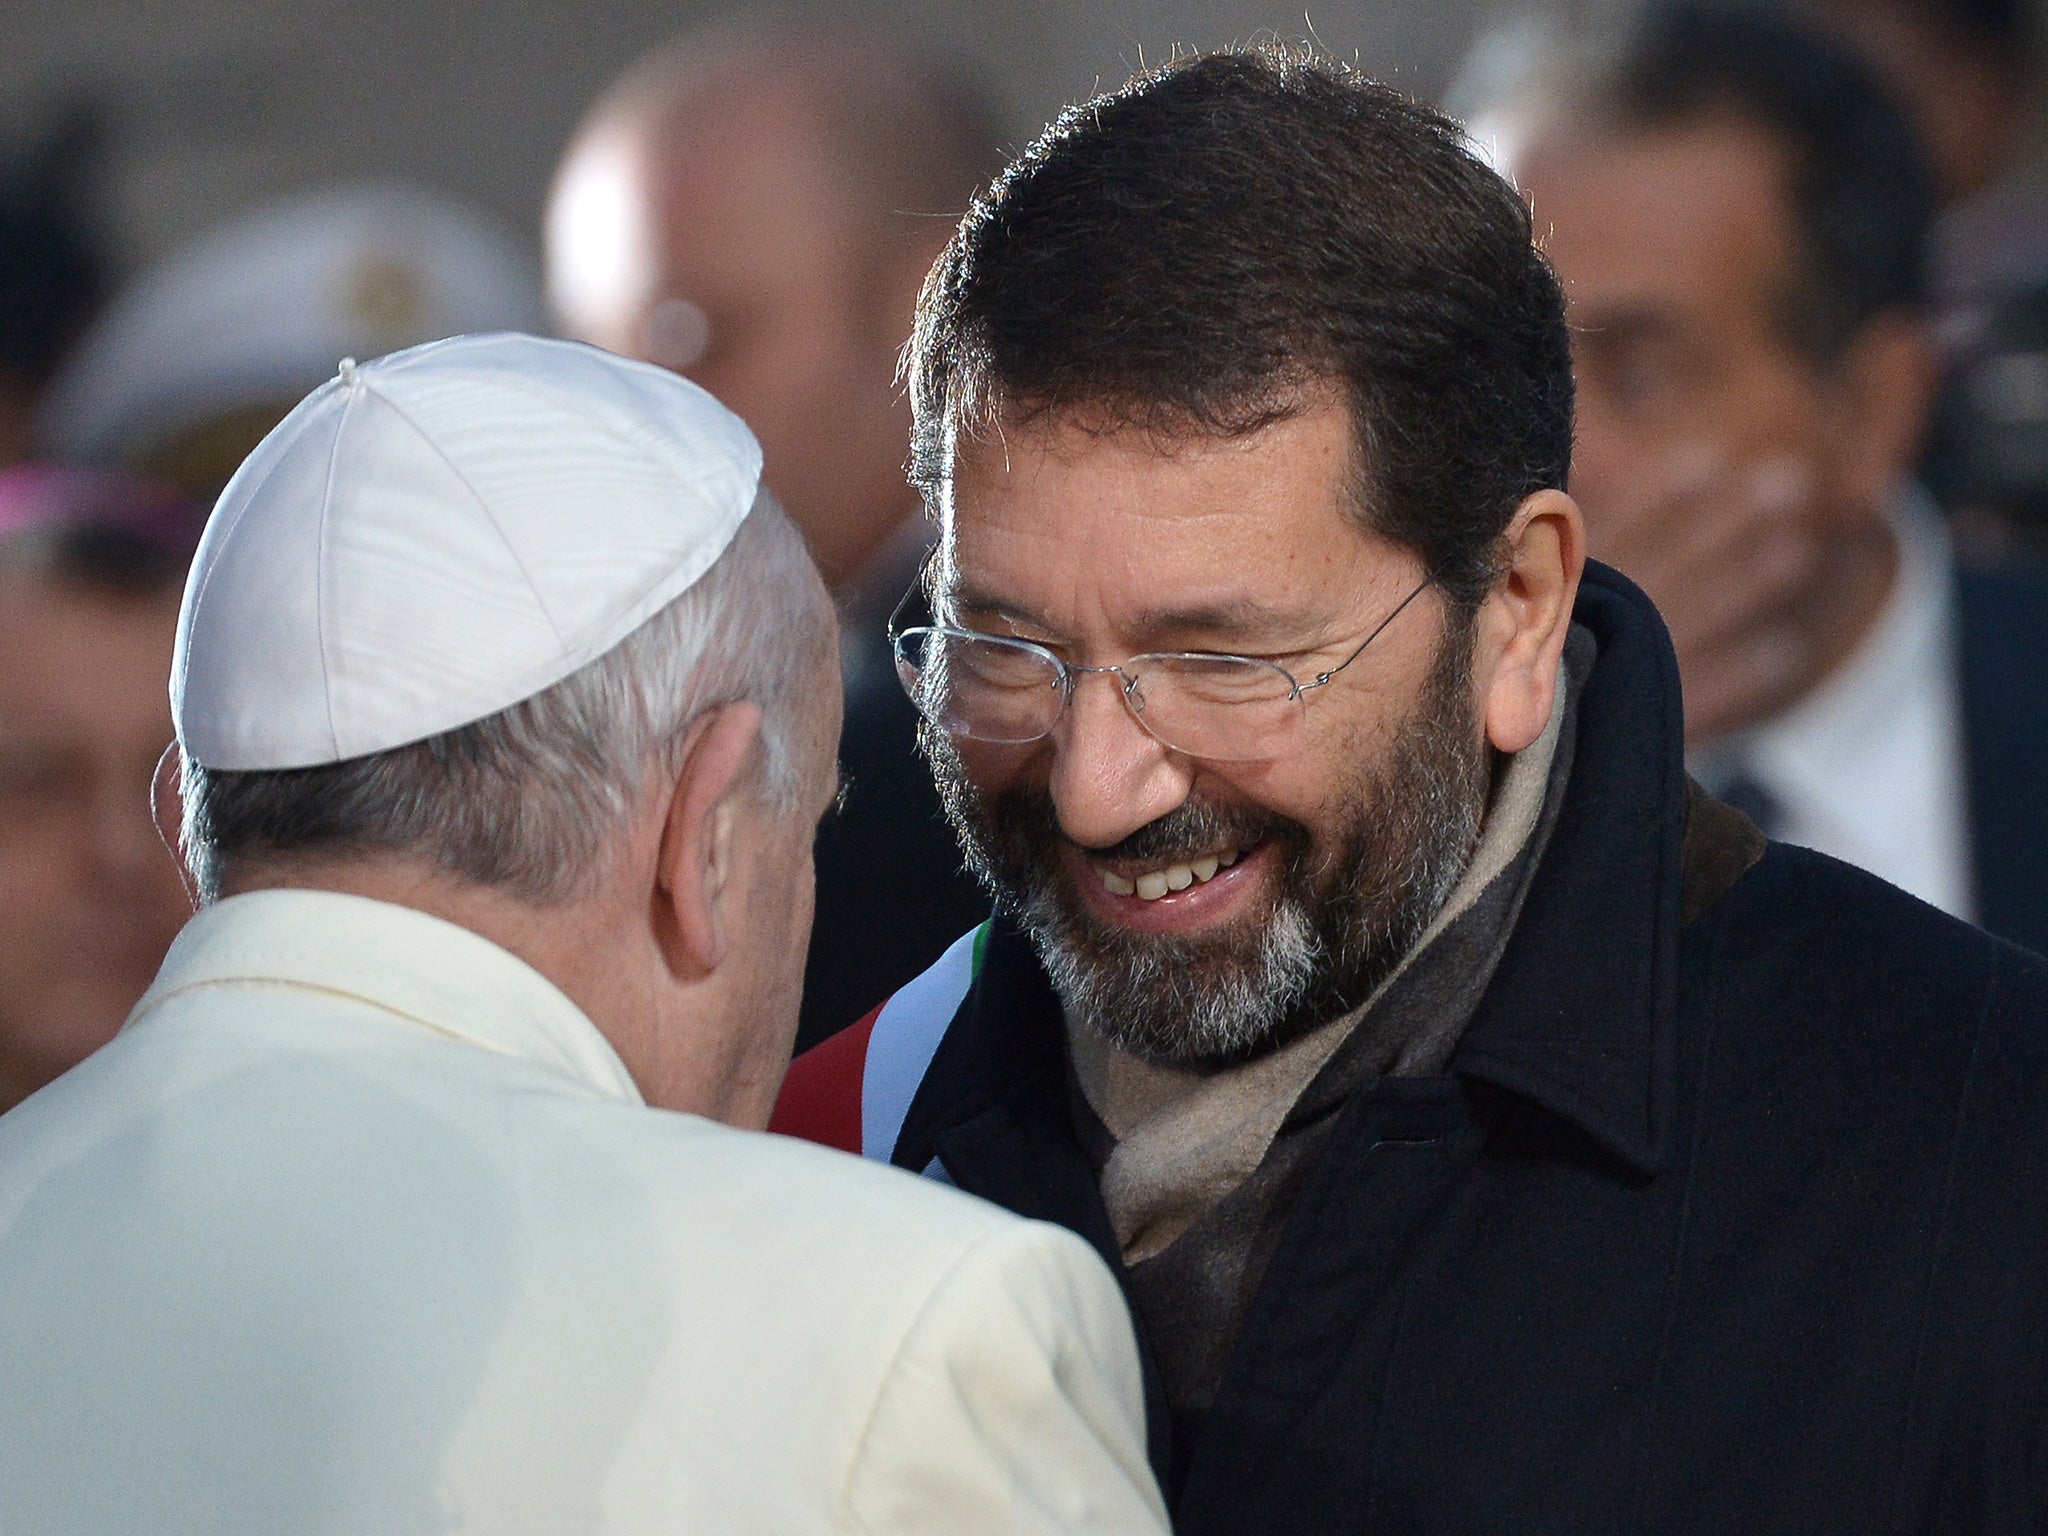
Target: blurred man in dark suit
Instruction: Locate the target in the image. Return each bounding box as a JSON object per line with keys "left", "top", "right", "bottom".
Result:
{"left": 1459, "top": 1, "right": 2048, "bottom": 952}
{"left": 1802, "top": 0, "right": 2048, "bottom": 560}
{"left": 549, "top": 17, "right": 999, "bottom": 1043}
{"left": 1804, "top": 0, "right": 2044, "bottom": 303}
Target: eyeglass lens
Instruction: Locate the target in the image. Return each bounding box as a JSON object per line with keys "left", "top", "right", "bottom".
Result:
{"left": 894, "top": 629, "right": 1307, "bottom": 762}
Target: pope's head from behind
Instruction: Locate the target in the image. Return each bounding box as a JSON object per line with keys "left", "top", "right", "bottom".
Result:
{"left": 900, "top": 48, "right": 1584, "bottom": 1067}
{"left": 172, "top": 334, "right": 840, "bottom": 1127}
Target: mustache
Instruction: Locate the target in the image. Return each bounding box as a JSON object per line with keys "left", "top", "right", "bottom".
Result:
{"left": 999, "top": 785, "right": 1311, "bottom": 868}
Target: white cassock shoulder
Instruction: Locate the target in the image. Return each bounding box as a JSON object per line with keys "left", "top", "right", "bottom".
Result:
{"left": 842, "top": 1214, "right": 1172, "bottom": 1536}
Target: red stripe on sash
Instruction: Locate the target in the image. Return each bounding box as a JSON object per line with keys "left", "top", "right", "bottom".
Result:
{"left": 767, "top": 1005, "right": 881, "bottom": 1152}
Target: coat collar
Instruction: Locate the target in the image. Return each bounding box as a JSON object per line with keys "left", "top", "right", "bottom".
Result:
{"left": 1450, "top": 563, "right": 1686, "bottom": 1175}
{"left": 901, "top": 561, "right": 1687, "bottom": 1182}
{"left": 128, "top": 889, "right": 646, "bottom": 1106}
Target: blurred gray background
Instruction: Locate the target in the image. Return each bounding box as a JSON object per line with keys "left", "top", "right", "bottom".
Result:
{"left": 0, "top": 0, "right": 1495, "bottom": 272}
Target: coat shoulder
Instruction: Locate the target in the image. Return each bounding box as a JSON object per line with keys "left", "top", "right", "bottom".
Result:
{"left": 1689, "top": 841, "right": 2048, "bottom": 1167}
{"left": 1715, "top": 841, "right": 2048, "bottom": 993}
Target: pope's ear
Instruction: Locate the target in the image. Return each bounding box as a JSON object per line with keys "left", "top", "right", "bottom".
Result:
{"left": 1477, "top": 488, "right": 1584, "bottom": 755}
{"left": 151, "top": 742, "right": 199, "bottom": 911}
{"left": 653, "top": 702, "right": 765, "bottom": 979}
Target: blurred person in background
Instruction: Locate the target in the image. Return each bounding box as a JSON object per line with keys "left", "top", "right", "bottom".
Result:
{"left": 38, "top": 182, "right": 545, "bottom": 499}
{"left": 1804, "top": 0, "right": 2045, "bottom": 302}
{"left": 548, "top": 16, "right": 999, "bottom": 1045}
{"left": 0, "top": 465, "right": 201, "bottom": 1112}
{"left": 1458, "top": 1, "right": 2048, "bottom": 953}
{"left": 0, "top": 115, "right": 107, "bottom": 470}
{"left": 1801, "top": 0, "right": 2048, "bottom": 558}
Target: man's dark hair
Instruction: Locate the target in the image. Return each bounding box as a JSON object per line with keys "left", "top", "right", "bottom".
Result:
{"left": 906, "top": 45, "right": 1574, "bottom": 610}
{"left": 1460, "top": 3, "right": 1935, "bottom": 361}
{"left": 0, "top": 110, "right": 106, "bottom": 390}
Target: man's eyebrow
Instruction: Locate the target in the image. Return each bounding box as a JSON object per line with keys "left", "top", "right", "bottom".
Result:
{"left": 938, "top": 583, "right": 1316, "bottom": 648}
{"left": 938, "top": 581, "right": 1055, "bottom": 632}
{"left": 1121, "top": 597, "right": 1317, "bottom": 646}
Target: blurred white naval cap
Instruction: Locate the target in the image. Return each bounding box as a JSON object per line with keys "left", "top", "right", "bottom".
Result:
{"left": 172, "top": 331, "right": 763, "bottom": 771}
{"left": 39, "top": 182, "right": 548, "bottom": 478}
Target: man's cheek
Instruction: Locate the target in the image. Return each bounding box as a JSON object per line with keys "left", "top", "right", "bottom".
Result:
{"left": 949, "top": 735, "right": 1043, "bottom": 796}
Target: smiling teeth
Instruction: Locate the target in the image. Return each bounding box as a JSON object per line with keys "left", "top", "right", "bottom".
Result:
{"left": 1097, "top": 848, "right": 1243, "bottom": 901}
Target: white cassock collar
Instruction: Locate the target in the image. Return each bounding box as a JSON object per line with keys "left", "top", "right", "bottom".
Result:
{"left": 125, "top": 888, "right": 645, "bottom": 1106}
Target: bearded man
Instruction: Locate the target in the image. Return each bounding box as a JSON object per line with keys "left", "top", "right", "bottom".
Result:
{"left": 772, "top": 44, "right": 2048, "bottom": 1535}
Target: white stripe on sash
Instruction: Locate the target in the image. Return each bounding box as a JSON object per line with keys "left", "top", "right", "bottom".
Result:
{"left": 860, "top": 924, "right": 985, "bottom": 1163}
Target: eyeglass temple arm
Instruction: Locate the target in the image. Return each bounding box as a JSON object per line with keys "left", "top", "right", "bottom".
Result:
{"left": 1299, "top": 570, "right": 1441, "bottom": 693}
{"left": 886, "top": 562, "right": 934, "bottom": 639}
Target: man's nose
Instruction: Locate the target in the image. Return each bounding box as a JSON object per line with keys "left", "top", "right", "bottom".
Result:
{"left": 1046, "top": 670, "right": 1193, "bottom": 850}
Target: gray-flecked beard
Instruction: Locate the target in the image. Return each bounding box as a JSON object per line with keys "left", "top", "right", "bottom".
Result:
{"left": 925, "top": 620, "right": 1492, "bottom": 1068}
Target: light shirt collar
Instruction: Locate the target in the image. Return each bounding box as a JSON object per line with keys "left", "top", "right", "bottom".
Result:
{"left": 127, "top": 888, "right": 645, "bottom": 1105}
{"left": 1692, "top": 489, "right": 1975, "bottom": 920}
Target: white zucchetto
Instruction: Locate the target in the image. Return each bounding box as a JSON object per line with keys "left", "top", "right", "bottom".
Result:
{"left": 172, "top": 331, "right": 762, "bottom": 770}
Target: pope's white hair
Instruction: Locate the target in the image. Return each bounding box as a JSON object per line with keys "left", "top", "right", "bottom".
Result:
{"left": 181, "top": 492, "right": 832, "bottom": 904}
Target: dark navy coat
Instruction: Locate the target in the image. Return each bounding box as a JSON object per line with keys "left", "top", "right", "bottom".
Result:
{"left": 780, "top": 562, "right": 2048, "bottom": 1534}
{"left": 1959, "top": 566, "right": 2048, "bottom": 955}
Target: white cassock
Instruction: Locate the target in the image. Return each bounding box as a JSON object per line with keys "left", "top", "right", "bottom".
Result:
{"left": 0, "top": 889, "right": 1168, "bottom": 1535}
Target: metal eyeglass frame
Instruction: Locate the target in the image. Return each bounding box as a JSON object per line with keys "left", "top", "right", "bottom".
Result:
{"left": 887, "top": 566, "right": 1439, "bottom": 752}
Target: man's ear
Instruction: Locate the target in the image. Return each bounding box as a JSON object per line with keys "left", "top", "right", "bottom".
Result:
{"left": 1477, "top": 488, "right": 1585, "bottom": 754}
{"left": 652, "top": 702, "right": 765, "bottom": 980}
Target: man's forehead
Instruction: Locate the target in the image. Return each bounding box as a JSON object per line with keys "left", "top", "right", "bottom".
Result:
{"left": 944, "top": 394, "right": 1356, "bottom": 492}
{"left": 657, "top": 86, "right": 828, "bottom": 188}
{"left": 1516, "top": 113, "right": 1802, "bottom": 298}
{"left": 940, "top": 401, "right": 1366, "bottom": 545}
{"left": 933, "top": 402, "right": 1417, "bottom": 643}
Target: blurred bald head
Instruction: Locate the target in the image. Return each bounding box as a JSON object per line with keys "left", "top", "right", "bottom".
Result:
{"left": 549, "top": 18, "right": 1001, "bottom": 590}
